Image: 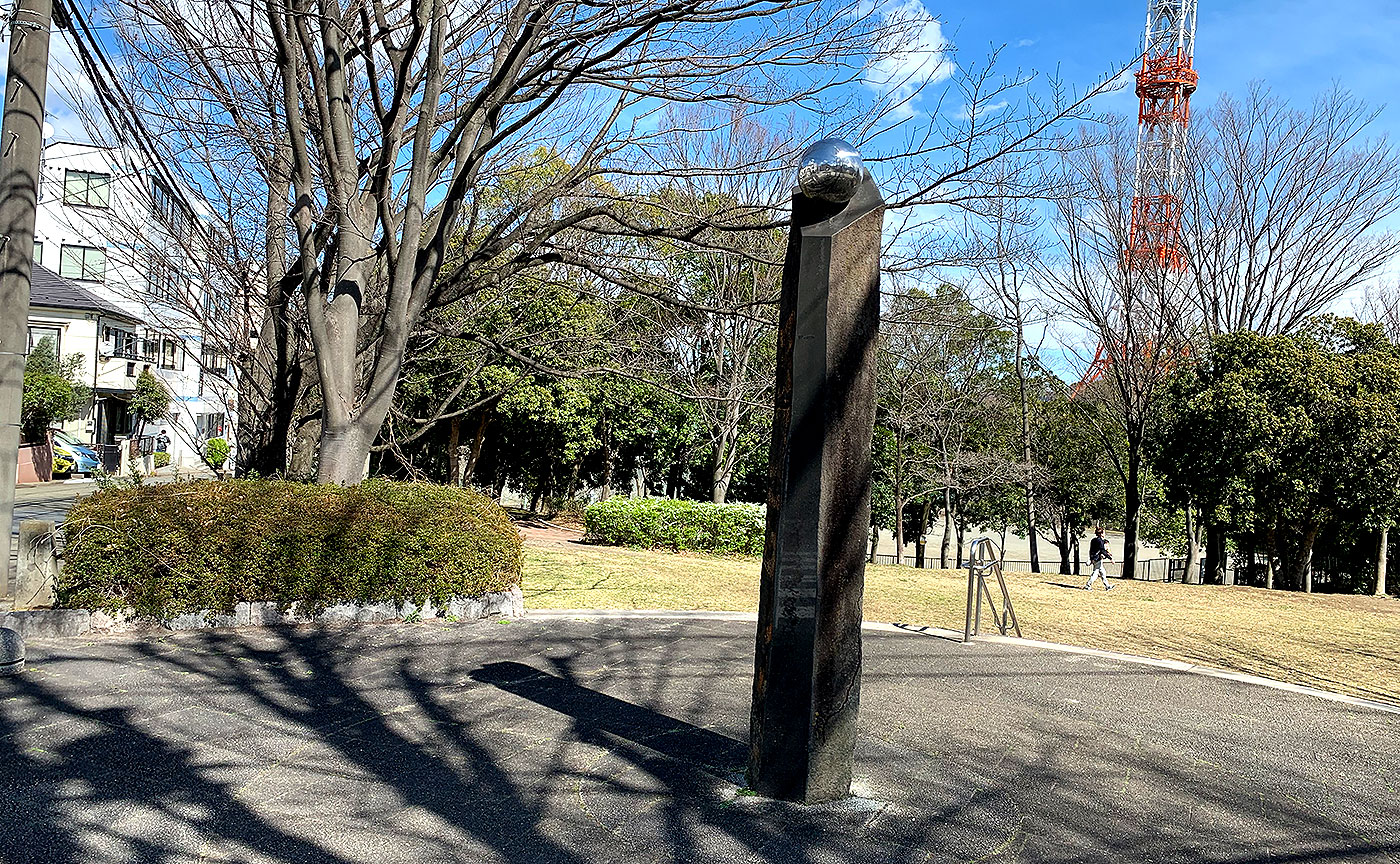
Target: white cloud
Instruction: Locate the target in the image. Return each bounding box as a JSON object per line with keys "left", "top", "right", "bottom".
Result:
{"left": 952, "top": 98, "right": 1009, "bottom": 122}
{"left": 862, "top": 0, "right": 957, "bottom": 114}
{"left": 1016, "top": 38, "right": 1036, "bottom": 48}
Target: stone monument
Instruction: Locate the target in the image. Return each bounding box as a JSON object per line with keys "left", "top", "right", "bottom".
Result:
{"left": 747, "top": 139, "right": 884, "bottom": 803}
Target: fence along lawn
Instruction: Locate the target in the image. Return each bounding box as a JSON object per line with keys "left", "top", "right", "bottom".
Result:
{"left": 522, "top": 540, "right": 1400, "bottom": 705}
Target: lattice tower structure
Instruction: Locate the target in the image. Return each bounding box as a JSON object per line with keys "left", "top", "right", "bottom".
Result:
{"left": 1127, "top": 0, "right": 1197, "bottom": 270}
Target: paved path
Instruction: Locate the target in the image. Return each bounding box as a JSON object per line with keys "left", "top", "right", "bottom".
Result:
{"left": 1, "top": 616, "right": 1396, "bottom": 863}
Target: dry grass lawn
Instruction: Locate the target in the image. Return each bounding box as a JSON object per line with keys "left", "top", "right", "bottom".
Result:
{"left": 523, "top": 539, "right": 1400, "bottom": 705}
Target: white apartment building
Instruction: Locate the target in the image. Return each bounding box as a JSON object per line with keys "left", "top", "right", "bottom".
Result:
{"left": 29, "top": 140, "right": 238, "bottom": 469}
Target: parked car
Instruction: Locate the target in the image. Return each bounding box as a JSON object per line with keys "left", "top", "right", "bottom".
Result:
{"left": 50, "top": 429, "right": 99, "bottom": 475}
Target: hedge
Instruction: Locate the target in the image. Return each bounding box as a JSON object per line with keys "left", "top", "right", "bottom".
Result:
{"left": 584, "top": 497, "right": 765, "bottom": 555}
{"left": 59, "top": 479, "right": 523, "bottom": 617}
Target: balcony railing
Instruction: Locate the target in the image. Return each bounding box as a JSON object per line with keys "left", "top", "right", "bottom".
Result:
{"left": 108, "top": 345, "right": 156, "bottom": 362}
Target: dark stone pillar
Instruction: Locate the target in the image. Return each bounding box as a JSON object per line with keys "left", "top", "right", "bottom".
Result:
{"left": 748, "top": 142, "right": 883, "bottom": 804}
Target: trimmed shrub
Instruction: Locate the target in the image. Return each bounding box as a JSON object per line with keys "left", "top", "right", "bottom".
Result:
{"left": 584, "top": 497, "right": 764, "bottom": 555}
{"left": 59, "top": 479, "right": 523, "bottom": 617}
{"left": 205, "top": 437, "right": 230, "bottom": 470}
{"left": 153, "top": 451, "right": 171, "bottom": 469}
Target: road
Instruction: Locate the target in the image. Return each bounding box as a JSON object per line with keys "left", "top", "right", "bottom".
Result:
{"left": 6, "top": 474, "right": 196, "bottom": 598}
{"left": 5, "top": 480, "right": 95, "bottom": 597}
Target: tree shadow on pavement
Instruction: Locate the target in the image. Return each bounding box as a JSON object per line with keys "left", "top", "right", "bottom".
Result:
{"left": 0, "top": 620, "right": 1394, "bottom": 863}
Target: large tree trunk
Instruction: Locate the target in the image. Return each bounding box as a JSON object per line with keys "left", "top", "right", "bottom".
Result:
{"left": 1378, "top": 526, "right": 1389, "bottom": 596}
{"left": 939, "top": 488, "right": 953, "bottom": 568}
{"left": 236, "top": 136, "right": 303, "bottom": 478}
{"left": 289, "top": 414, "right": 320, "bottom": 479}
{"left": 710, "top": 403, "right": 744, "bottom": 505}
{"left": 463, "top": 411, "right": 489, "bottom": 486}
{"left": 1072, "top": 533, "right": 1081, "bottom": 575}
{"left": 1293, "top": 523, "right": 1320, "bottom": 593}
{"left": 1057, "top": 530, "right": 1072, "bottom": 574}
{"left": 446, "top": 416, "right": 461, "bottom": 486}
{"left": 1016, "top": 322, "right": 1040, "bottom": 573}
{"left": 316, "top": 418, "right": 377, "bottom": 486}
{"left": 710, "top": 430, "right": 731, "bottom": 504}
{"left": 1183, "top": 501, "right": 1201, "bottom": 584}
{"left": 1122, "top": 443, "right": 1142, "bottom": 580}
{"left": 313, "top": 281, "right": 387, "bottom": 485}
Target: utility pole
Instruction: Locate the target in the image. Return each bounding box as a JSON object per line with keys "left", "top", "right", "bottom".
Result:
{"left": 0, "top": 0, "right": 53, "bottom": 594}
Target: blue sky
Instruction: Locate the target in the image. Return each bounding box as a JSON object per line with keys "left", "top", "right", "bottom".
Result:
{"left": 936, "top": 0, "right": 1400, "bottom": 132}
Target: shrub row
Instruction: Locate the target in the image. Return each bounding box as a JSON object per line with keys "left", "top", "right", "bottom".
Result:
{"left": 60, "top": 479, "right": 523, "bottom": 618}
{"left": 584, "top": 496, "right": 765, "bottom": 555}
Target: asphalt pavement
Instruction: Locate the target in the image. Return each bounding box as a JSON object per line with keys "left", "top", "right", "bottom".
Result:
{"left": 1, "top": 616, "right": 1395, "bottom": 863}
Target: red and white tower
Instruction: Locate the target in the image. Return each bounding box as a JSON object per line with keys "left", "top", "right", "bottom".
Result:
{"left": 1126, "top": 0, "right": 1198, "bottom": 270}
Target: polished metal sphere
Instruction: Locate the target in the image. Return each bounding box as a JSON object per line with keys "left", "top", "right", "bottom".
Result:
{"left": 797, "top": 138, "right": 866, "bottom": 203}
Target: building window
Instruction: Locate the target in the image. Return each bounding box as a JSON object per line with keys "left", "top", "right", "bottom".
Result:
{"left": 62, "top": 169, "right": 111, "bottom": 208}
{"left": 103, "top": 325, "right": 146, "bottom": 361}
{"left": 148, "top": 253, "right": 185, "bottom": 305}
{"left": 198, "top": 345, "right": 230, "bottom": 398}
{"left": 159, "top": 337, "right": 184, "bottom": 371}
{"left": 33, "top": 240, "right": 42, "bottom": 266}
{"left": 151, "top": 178, "right": 190, "bottom": 240}
{"left": 26, "top": 326, "right": 61, "bottom": 357}
{"left": 59, "top": 244, "right": 106, "bottom": 281}
{"left": 196, "top": 413, "right": 225, "bottom": 439}
{"left": 200, "top": 346, "right": 229, "bottom": 375}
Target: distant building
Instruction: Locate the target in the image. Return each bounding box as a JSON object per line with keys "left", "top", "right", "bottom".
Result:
{"left": 27, "top": 265, "right": 144, "bottom": 456}
{"left": 31, "top": 140, "right": 239, "bottom": 469}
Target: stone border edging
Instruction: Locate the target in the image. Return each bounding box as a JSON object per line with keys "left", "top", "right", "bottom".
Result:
{"left": 0, "top": 586, "right": 525, "bottom": 638}
{"left": 525, "top": 609, "right": 1400, "bottom": 716}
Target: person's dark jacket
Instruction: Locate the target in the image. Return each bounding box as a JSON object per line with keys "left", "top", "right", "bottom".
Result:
{"left": 1090, "top": 535, "right": 1110, "bottom": 561}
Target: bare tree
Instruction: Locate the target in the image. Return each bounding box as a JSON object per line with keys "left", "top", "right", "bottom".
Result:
{"left": 1182, "top": 85, "right": 1400, "bottom": 336}
{"left": 1361, "top": 283, "right": 1400, "bottom": 343}
{"left": 966, "top": 181, "right": 1054, "bottom": 572}
{"left": 84, "top": 0, "right": 904, "bottom": 483}
{"left": 878, "top": 284, "right": 1016, "bottom": 566}
{"left": 629, "top": 108, "right": 788, "bottom": 503}
{"left": 1041, "top": 127, "right": 1193, "bottom": 581}
{"left": 880, "top": 50, "right": 1122, "bottom": 278}
{"left": 1361, "top": 281, "right": 1400, "bottom": 596}
{"left": 58, "top": 1, "right": 315, "bottom": 476}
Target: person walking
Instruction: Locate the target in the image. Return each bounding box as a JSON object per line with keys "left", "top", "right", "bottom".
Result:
{"left": 1085, "top": 526, "right": 1114, "bottom": 591}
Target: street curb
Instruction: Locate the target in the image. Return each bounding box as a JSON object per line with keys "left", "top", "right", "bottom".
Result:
{"left": 524, "top": 608, "right": 1400, "bottom": 715}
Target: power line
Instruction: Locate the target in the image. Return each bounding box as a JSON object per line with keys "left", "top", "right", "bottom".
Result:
{"left": 54, "top": 0, "right": 215, "bottom": 249}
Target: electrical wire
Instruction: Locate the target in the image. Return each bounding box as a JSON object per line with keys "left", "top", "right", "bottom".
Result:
{"left": 54, "top": 0, "right": 213, "bottom": 248}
